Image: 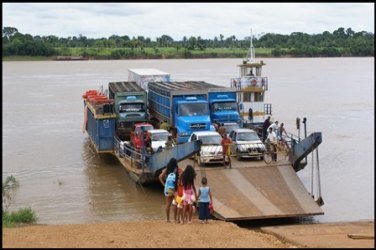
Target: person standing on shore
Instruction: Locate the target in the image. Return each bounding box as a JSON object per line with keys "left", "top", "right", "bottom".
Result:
{"left": 198, "top": 177, "right": 213, "bottom": 224}
{"left": 181, "top": 165, "right": 197, "bottom": 224}
{"left": 172, "top": 167, "right": 183, "bottom": 223}
{"left": 159, "top": 158, "right": 178, "bottom": 222}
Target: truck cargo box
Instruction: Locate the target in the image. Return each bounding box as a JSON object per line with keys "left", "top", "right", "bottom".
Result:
{"left": 128, "top": 68, "right": 170, "bottom": 91}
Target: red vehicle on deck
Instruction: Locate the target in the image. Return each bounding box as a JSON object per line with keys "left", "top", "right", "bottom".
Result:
{"left": 131, "top": 122, "right": 154, "bottom": 149}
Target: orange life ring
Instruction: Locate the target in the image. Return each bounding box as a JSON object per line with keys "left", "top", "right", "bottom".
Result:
{"left": 86, "top": 94, "right": 98, "bottom": 100}
{"left": 85, "top": 90, "right": 97, "bottom": 95}
{"left": 83, "top": 90, "right": 99, "bottom": 99}
{"left": 251, "top": 79, "right": 257, "bottom": 86}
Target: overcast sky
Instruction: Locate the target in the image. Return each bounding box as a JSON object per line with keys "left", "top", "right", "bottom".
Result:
{"left": 2, "top": 2, "right": 374, "bottom": 40}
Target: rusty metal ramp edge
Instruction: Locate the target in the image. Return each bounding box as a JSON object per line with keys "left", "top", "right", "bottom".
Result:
{"left": 203, "top": 165, "right": 324, "bottom": 221}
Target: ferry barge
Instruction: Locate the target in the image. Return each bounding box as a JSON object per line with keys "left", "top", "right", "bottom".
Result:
{"left": 82, "top": 39, "right": 324, "bottom": 221}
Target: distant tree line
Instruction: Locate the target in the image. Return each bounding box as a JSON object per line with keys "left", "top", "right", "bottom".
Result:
{"left": 2, "top": 26, "right": 374, "bottom": 58}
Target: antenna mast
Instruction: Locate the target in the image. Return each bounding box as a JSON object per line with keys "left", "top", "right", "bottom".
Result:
{"left": 246, "top": 29, "right": 256, "bottom": 63}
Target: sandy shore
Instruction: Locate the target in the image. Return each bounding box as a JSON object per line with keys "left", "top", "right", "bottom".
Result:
{"left": 3, "top": 219, "right": 374, "bottom": 248}
{"left": 3, "top": 219, "right": 294, "bottom": 248}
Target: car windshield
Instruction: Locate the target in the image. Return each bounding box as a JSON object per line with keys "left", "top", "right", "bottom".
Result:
{"left": 237, "top": 131, "right": 259, "bottom": 141}
{"left": 199, "top": 135, "right": 222, "bottom": 145}
{"left": 151, "top": 133, "right": 168, "bottom": 141}
{"left": 223, "top": 124, "right": 240, "bottom": 134}
{"left": 135, "top": 125, "right": 153, "bottom": 135}
{"left": 179, "top": 103, "right": 209, "bottom": 116}
{"left": 213, "top": 102, "right": 237, "bottom": 111}
{"left": 119, "top": 103, "right": 145, "bottom": 113}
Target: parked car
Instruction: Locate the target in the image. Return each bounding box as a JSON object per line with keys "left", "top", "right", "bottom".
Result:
{"left": 221, "top": 122, "right": 241, "bottom": 136}
{"left": 148, "top": 129, "right": 172, "bottom": 152}
{"left": 188, "top": 131, "right": 224, "bottom": 165}
{"left": 229, "top": 128, "right": 265, "bottom": 160}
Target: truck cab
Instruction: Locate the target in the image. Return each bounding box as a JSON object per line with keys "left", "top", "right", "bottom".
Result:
{"left": 117, "top": 95, "right": 147, "bottom": 124}
{"left": 208, "top": 92, "right": 241, "bottom": 125}
{"left": 173, "top": 96, "right": 211, "bottom": 143}
{"left": 108, "top": 81, "right": 148, "bottom": 140}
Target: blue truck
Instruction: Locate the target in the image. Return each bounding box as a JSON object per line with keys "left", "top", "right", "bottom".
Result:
{"left": 206, "top": 87, "right": 241, "bottom": 125}
{"left": 148, "top": 81, "right": 213, "bottom": 143}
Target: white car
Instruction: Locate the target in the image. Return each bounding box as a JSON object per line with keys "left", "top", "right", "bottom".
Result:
{"left": 229, "top": 128, "right": 265, "bottom": 160}
{"left": 188, "top": 131, "right": 224, "bottom": 165}
{"left": 148, "top": 129, "right": 172, "bottom": 152}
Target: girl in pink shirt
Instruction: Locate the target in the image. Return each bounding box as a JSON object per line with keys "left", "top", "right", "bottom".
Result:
{"left": 181, "top": 165, "right": 197, "bottom": 224}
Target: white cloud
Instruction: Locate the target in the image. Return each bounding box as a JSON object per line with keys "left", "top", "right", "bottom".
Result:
{"left": 2, "top": 2, "right": 374, "bottom": 40}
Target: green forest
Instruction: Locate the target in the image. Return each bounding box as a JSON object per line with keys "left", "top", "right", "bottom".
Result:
{"left": 2, "top": 26, "right": 374, "bottom": 60}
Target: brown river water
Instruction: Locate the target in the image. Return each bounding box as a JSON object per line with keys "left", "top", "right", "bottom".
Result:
{"left": 3, "top": 58, "right": 374, "bottom": 224}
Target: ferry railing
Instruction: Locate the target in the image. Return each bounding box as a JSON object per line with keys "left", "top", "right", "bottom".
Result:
{"left": 230, "top": 77, "right": 268, "bottom": 92}
{"left": 113, "top": 136, "right": 144, "bottom": 170}
{"left": 146, "top": 140, "right": 202, "bottom": 175}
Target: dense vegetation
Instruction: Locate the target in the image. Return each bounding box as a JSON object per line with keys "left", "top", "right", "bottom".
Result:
{"left": 2, "top": 27, "right": 374, "bottom": 59}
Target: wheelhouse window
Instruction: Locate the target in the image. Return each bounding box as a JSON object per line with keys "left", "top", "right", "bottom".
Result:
{"left": 243, "top": 92, "right": 251, "bottom": 102}
{"left": 254, "top": 93, "right": 264, "bottom": 102}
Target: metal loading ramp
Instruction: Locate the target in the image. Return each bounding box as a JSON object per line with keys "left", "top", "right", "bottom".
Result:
{"left": 198, "top": 164, "right": 323, "bottom": 221}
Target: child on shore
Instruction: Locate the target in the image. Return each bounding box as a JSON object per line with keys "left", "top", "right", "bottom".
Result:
{"left": 181, "top": 165, "right": 197, "bottom": 224}
{"left": 198, "top": 177, "right": 213, "bottom": 224}
{"left": 172, "top": 167, "right": 184, "bottom": 223}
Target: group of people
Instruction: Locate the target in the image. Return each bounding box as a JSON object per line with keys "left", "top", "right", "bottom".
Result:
{"left": 262, "top": 116, "right": 290, "bottom": 161}
{"left": 159, "top": 158, "right": 213, "bottom": 224}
